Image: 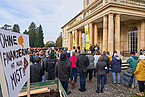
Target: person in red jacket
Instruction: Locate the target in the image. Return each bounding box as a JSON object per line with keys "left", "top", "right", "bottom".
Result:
{"left": 69, "top": 52, "right": 78, "bottom": 83}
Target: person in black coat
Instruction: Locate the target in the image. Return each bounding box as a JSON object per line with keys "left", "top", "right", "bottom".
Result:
{"left": 55, "top": 52, "right": 72, "bottom": 93}
{"left": 76, "top": 50, "right": 89, "bottom": 92}
{"left": 30, "top": 57, "right": 44, "bottom": 83}
{"left": 46, "top": 53, "right": 57, "bottom": 80}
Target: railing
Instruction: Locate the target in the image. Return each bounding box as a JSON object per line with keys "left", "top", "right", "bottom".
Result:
{"left": 67, "top": 0, "right": 145, "bottom": 29}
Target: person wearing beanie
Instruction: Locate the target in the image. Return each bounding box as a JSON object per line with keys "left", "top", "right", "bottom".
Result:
{"left": 111, "top": 53, "right": 122, "bottom": 84}
{"left": 127, "top": 51, "right": 139, "bottom": 88}
{"left": 134, "top": 55, "right": 145, "bottom": 96}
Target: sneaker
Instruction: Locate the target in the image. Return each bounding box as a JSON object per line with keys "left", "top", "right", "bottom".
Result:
{"left": 96, "top": 90, "right": 100, "bottom": 93}
{"left": 101, "top": 91, "right": 103, "bottom": 93}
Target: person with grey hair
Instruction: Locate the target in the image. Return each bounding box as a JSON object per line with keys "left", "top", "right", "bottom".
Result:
{"left": 101, "top": 51, "right": 110, "bottom": 85}
{"left": 76, "top": 50, "right": 89, "bottom": 92}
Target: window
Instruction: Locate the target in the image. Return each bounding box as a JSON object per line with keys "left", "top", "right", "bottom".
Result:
{"left": 128, "top": 27, "right": 138, "bottom": 53}
{"left": 87, "top": 0, "right": 89, "bottom": 5}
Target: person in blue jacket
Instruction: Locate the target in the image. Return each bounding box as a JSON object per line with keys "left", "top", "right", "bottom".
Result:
{"left": 111, "top": 53, "right": 122, "bottom": 84}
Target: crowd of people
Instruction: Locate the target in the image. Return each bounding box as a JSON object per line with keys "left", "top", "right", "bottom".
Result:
{"left": 29, "top": 45, "right": 145, "bottom": 96}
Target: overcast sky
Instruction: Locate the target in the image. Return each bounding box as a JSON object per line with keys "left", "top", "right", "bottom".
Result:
{"left": 0, "top": 0, "right": 83, "bottom": 43}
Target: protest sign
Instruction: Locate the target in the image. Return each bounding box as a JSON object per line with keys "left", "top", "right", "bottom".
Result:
{"left": 0, "top": 29, "right": 30, "bottom": 97}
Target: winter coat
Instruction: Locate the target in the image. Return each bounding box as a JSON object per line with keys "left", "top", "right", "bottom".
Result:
{"left": 55, "top": 52, "right": 72, "bottom": 82}
{"left": 96, "top": 60, "right": 107, "bottom": 75}
{"left": 46, "top": 53, "right": 57, "bottom": 80}
{"left": 30, "top": 63, "right": 44, "bottom": 83}
{"left": 134, "top": 60, "right": 145, "bottom": 81}
{"left": 69, "top": 55, "right": 77, "bottom": 68}
{"left": 94, "top": 55, "right": 101, "bottom": 68}
{"left": 76, "top": 54, "right": 89, "bottom": 73}
{"left": 86, "top": 55, "right": 95, "bottom": 70}
{"left": 101, "top": 54, "right": 110, "bottom": 66}
{"left": 111, "top": 56, "right": 122, "bottom": 73}
{"left": 127, "top": 55, "right": 139, "bottom": 73}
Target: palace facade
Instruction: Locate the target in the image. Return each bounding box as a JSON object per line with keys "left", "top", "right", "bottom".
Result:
{"left": 62, "top": 0, "right": 145, "bottom": 55}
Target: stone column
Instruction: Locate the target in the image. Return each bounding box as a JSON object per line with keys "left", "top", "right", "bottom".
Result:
{"left": 79, "top": 30, "right": 82, "bottom": 50}
{"left": 103, "top": 15, "right": 108, "bottom": 51}
{"left": 94, "top": 24, "right": 98, "bottom": 45}
{"left": 115, "top": 14, "right": 121, "bottom": 54}
{"left": 68, "top": 32, "right": 72, "bottom": 50}
{"left": 74, "top": 30, "right": 79, "bottom": 48}
{"left": 140, "top": 20, "right": 145, "bottom": 50}
{"left": 108, "top": 13, "right": 114, "bottom": 54}
{"left": 89, "top": 23, "right": 94, "bottom": 46}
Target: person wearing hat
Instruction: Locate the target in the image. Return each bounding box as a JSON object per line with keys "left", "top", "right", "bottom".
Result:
{"left": 127, "top": 51, "right": 139, "bottom": 88}
{"left": 111, "top": 53, "right": 122, "bottom": 84}
{"left": 134, "top": 55, "right": 145, "bottom": 96}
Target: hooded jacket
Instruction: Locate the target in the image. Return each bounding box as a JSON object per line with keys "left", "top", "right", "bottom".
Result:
{"left": 111, "top": 56, "right": 122, "bottom": 73}
{"left": 46, "top": 53, "right": 57, "bottom": 80}
{"left": 127, "top": 55, "right": 139, "bottom": 73}
{"left": 86, "top": 55, "right": 95, "bottom": 69}
{"left": 134, "top": 60, "right": 145, "bottom": 81}
{"left": 69, "top": 55, "right": 77, "bottom": 68}
{"left": 55, "top": 52, "right": 72, "bottom": 82}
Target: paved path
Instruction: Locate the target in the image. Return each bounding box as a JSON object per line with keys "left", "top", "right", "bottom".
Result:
{"left": 68, "top": 70, "right": 138, "bottom": 97}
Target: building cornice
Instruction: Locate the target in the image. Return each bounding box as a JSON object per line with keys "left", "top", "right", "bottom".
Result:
{"left": 66, "top": 2, "right": 145, "bottom": 32}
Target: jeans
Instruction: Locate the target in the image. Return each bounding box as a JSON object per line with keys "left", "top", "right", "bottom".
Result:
{"left": 79, "top": 72, "right": 87, "bottom": 90}
{"left": 60, "top": 81, "right": 69, "bottom": 93}
{"left": 97, "top": 75, "right": 105, "bottom": 92}
{"left": 42, "top": 71, "right": 46, "bottom": 82}
{"left": 112, "top": 72, "right": 120, "bottom": 83}
{"left": 87, "top": 69, "right": 93, "bottom": 80}
{"left": 71, "top": 68, "right": 77, "bottom": 82}
{"left": 132, "top": 74, "right": 137, "bottom": 87}
{"left": 94, "top": 68, "right": 96, "bottom": 76}
{"left": 138, "top": 81, "right": 145, "bottom": 92}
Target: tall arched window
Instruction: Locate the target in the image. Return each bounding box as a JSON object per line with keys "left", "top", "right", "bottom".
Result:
{"left": 128, "top": 27, "right": 138, "bottom": 53}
